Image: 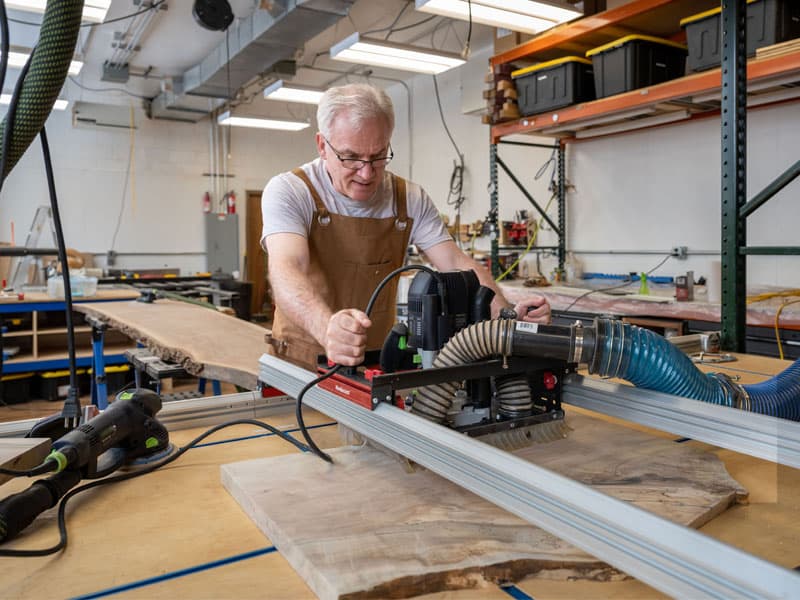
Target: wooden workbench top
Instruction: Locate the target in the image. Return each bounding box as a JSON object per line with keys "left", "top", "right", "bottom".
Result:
{"left": 0, "top": 354, "right": 798, "bottom": 599}
{"left": 0, "top": 287, "right": 139, "bottom": 305}
{"left": 500, "top": 281, "right": 800, "bottom": 329}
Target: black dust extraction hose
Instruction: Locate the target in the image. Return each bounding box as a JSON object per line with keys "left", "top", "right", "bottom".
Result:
{"left": 413, "top": 317, "right": 800, "bottom": 422}
{"left": 0, "top": 0, "right": 83, "bottom": 182}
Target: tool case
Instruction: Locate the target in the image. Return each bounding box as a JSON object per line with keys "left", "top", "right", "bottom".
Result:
{"left": 586, "top": 34, "right": 687, "bottom": 98}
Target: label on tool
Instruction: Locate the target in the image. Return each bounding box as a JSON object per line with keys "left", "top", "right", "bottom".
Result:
{"left": 514, "top": 322, "right": 539, "bottom": 333}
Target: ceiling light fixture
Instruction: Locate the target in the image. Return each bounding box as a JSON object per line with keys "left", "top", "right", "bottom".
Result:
{"left": 415, "top": 0, "right": 581, "bottom": 35}
{"left": 1, "top": 93, "right": 68, "bottom": 110}
{"left": 3, "top": 50, "right": 83, "bottom": 75}
{"left": 330, "top": 33, "right": 465, "bottom": 75}
{"left": 6, "top": 0, "right": 112, "bottom": 24}
{"left": 263, "top": 80, "right": 325, "bottom": 105}
{"left": 217, "top": 111, "right": 309, "bottom": 131}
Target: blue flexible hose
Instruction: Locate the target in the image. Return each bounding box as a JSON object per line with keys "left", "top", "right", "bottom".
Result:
{"left": 591, "top": 320, "right": 800, "bottom": 421}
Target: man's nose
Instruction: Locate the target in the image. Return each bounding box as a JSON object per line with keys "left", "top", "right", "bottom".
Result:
{"left": 356, "top": 161, "right": 376, "bottom": 175}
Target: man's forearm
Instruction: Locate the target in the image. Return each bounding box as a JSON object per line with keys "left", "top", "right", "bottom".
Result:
{"left": 269, "top": 265, "right": 332, "bottom": 345}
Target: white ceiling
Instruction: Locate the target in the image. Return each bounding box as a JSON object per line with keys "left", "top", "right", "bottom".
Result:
{"left": 5, "top": 0, "right": 496, "bottom": 116}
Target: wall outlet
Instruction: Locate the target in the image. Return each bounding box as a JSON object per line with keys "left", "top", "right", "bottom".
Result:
{"left": 671, "top": 246, "right": 688, "bottom": 259}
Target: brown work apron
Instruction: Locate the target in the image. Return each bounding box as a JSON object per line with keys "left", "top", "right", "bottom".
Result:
{"left": 266, "top": 168, "right": 413, "bottom": 371}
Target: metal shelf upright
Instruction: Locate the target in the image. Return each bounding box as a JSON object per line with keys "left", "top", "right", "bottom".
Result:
{"left": 488, "top": 140, "right": 566, "bottom": 278}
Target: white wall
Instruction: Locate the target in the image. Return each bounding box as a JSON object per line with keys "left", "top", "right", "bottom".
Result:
{"left": 2, "top": 49, "right": 798, "bottom": 291}
{"left": 0, "top": 107, "right": 317, "bottom": 275}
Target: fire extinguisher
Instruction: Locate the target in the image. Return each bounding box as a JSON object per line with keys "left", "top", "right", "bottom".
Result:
{"left": 202, "top": 191, "right": 211, "bottom": 213}
{"left": 226, "top": 190, "right": 236, "bottom": 214}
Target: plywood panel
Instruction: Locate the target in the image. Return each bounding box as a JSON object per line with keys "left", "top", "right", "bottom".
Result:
{"left": 222, "top": 413, "right": 747, "bottom": 600}
{"left": 1, "top": 438, "right": 51, "bottom": 486}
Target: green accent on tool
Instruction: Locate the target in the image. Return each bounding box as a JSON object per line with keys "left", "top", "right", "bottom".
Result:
{"left": 46, "top": 449, "right": 68, "bottom": 473}
{"left": 145, "top": 437, "right": 159, "bottom": 449}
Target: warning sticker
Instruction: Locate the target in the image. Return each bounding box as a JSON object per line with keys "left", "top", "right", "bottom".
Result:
{"left": 514, "top": 322, "right": 539, "bottom": 333}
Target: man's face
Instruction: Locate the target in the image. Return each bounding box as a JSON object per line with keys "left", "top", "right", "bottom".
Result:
{"left": 316, "top": 115, "right": 392, "bottom": 202}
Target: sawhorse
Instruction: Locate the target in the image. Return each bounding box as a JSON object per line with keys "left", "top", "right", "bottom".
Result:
{"left": 124, "top": 348, "right": 221, "bottom": 398}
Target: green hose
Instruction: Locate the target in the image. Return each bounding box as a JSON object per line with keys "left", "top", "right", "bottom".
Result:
{"left": 0, "top": 0, "right": 83, "bottom": 180}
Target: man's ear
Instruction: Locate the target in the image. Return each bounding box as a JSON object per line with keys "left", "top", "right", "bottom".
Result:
{"left": 315, "top": 132, "right": 326, "bottom": 158}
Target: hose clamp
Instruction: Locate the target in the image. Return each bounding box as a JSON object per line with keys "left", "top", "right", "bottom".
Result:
{"left": 571, "top": 321, "right": 584, "bottom": 364}
{"left": 710, "top": 372, "right": 748, "bottom": 410}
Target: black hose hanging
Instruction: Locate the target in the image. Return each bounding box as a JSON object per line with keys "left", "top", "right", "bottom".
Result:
{"left": 0, "top": 0, "right": 83, "bottom": 182}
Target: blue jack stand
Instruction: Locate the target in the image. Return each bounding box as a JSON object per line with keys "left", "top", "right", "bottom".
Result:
{"left": 88, "top": 318, "right": 109, "bottom": 410}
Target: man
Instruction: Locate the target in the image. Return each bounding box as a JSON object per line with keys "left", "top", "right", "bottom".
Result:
{"left": 262, "top": 83, "right": 550, "bottom": 370}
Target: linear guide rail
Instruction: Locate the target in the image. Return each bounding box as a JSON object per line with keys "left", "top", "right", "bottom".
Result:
{"left": 563, "top": 375, "right": 800, "bottom": 469}
{"left": 259, "top": 354, "right": 800, "bottom": 600}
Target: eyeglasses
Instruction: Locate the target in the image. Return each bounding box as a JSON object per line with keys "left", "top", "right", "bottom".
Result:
{"left": 323, "top": 136, "right": 393, "bottom": 170}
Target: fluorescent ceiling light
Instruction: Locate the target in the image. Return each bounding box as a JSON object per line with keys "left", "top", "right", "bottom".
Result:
{"left": 415, "top": 0, "right": 581, "bottom": 35}
{"left": 217, "top": 111, "right": 309, "bottom": 131}
{"left": 4, "top": 50, "right": 82, "bottom": 75}
{"left": 263, "top": 80, "right": 325, "bottom": 105}
{"left": 6, "top": 0, "right": 111, "bottom": 23}
{"left": 330, "top": 33, "right": 465, "bottom": 75}
{"left": 1, "top": 93, "right": 67, "bottom": 110}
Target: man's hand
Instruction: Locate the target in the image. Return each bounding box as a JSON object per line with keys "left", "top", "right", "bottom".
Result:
{"left": 513, "top": 295, "right": 551, "bottom": 324}
{"left": 324, "top": 309, "right": 372, "bottom": 366}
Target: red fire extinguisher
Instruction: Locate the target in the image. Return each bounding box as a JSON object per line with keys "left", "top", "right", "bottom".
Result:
{"left": 226, "top": 190, "right": 236, "bottom": 214}
{"left": 202, "top": 191, "right": 211, "bottom": 213}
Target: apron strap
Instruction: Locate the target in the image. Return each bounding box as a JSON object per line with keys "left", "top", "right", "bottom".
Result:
{"left": 292, "top": 168, "right": 330, "bottom": 225}
{"left": 392, "top": 174, "right": 409, "bottom": 232}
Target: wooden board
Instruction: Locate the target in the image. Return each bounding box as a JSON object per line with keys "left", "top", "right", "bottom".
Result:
{"left": 0, "top": 438, "right": 51, "bottom": 486}
{"left": 222, "top": 413, "right": 747, "bottom": 600}
{"left": 75, "top": 299, "right": 269, "bottom": 389}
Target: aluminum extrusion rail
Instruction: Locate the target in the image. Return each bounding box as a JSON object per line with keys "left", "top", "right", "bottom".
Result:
{"left": 563, "top": 375, "right": 800, "bottom": 469}
{"left": 259, "top": 354, "right": 800, "bottom": 600}
{"left": 0, "top": 391, "right": 293, "bottom": 437}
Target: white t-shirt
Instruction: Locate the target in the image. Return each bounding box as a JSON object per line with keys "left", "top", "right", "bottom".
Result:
{"left": 261, "top": 158, "right": 451, "bottom": 251}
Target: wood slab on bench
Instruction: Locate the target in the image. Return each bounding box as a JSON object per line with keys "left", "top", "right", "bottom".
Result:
{"left": 222, "top": 412, "right": 747, "bottom": 600}
{"left": 75, "top": 299, "right": 268, "bottom": 389}
{"left": 1, "top": 439, "right": 51, "bottom": 486}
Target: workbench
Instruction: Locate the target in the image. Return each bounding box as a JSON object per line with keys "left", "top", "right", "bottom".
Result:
{"left": 1, "top": 353, "right": 797, "bottom": 599}
{"left": 0, "top": 287, "right": 140, "bottom": 374}
{"left": 501, "top": 281, "right": 800, "bottom": 358}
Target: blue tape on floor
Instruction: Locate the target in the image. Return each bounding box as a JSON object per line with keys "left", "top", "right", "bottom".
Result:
{"left": 193, "top": 421, "right": 337, "bottom": 448}
{"left": 71, "top": 546, "right": 277, "bottom": 600}
{"left": 500, "top": 584, "right": 534, "bottom": 599}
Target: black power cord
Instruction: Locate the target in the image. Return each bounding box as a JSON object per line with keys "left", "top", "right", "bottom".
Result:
{"left": 40, "top": 127, "right": 82, "bottom": 427}
{"left": 0, "top": 418, "right": 310, "bottom": 557}
{"left": 295, "top": 265, "right": 443, "bottom": 463}
{"left": 0, "top": 461, "right": 57, "bottom": 478}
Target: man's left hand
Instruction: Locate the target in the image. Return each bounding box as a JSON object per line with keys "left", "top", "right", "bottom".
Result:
{"left": 513, "top": 295, "right": 551, "bottom": 324}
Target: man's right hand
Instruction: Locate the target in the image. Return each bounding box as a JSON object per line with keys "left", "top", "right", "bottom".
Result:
{"left": 324, "top": 309, "right": 372, "bottom": 366}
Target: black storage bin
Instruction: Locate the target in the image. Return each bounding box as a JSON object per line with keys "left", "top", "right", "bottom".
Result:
{"left": 1, "top": 372, "right": 33, "bottom": 404}
{"left": 586, "top": 35, "right": 687, "bottom": 98}
{"left": 681, "top": 0, "right": 800, "bottom": 72}
{"left": 35, "top": 369, "right": 89, "bottom": 401}
{"left": 512, "top": 56, "right": 595, "bottom": 115}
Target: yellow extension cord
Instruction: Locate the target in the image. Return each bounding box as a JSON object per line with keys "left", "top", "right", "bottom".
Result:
{"left": 774, "top": 298, "right": 800, "bottom": 360}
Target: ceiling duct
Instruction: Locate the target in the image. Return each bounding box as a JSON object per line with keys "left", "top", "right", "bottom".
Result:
{"left": 149, "top": 0, "right": 353, "bottom": 122}
{"left": 179, "top": 0, "right": 354, "bottom": 99}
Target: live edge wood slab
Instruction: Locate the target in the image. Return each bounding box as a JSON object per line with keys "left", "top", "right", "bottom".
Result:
{"left": 222, "top": 412, "right": 747, "bottom": 600}
{"left": 74, "top": 298, "right": 270, "bottom": 389}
